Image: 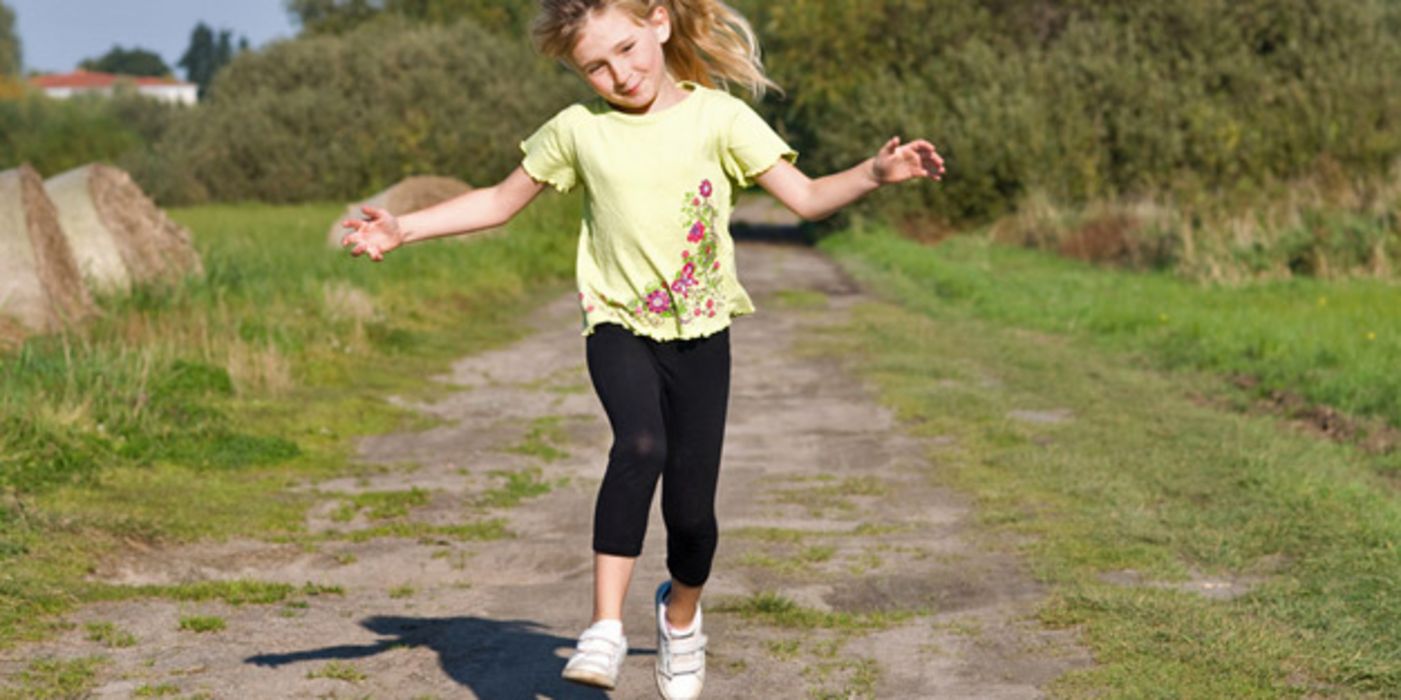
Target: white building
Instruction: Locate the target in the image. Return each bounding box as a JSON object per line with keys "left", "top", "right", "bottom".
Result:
{"left": 29, "top": 70, "right": 198, "bottom": 106}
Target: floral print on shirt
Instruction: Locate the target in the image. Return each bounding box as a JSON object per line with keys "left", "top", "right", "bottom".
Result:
{"left": 603, "top": 179, "right": 726, "bottom": 330}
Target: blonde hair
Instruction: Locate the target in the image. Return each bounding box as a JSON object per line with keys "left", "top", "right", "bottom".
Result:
{"left": 531, "top": 0, "right": 779, "bottom": 99}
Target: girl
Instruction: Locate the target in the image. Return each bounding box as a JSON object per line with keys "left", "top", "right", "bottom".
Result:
{"left": 341, "top": 1, "right": 943, "bottom": 697}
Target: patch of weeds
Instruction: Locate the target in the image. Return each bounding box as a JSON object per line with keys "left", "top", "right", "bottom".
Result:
{"left": 330, "top": 488, "right": 432, "bottom": 523}
{"left": 388, "top": 585, "right": 415, "bottom": 599}
{"left": 178, "top": 616, "right": 225, "bottom": 633}
{"left": 333, "top": 552, "right": 358, "bottom": 566}
{"left": 805, "top": 657, "right": 881, "bottom": 699}
{"left": 84, "top": 621, "right": 137, "bottom": 648}
{"left": 0, "top": 656, "right": 107, "bottom": 700}
{"left": 302, "top": 582, "right": 344, "bottom": 597}
{"left": 278, "top": 600, "right": 309, "bottom": 618}
{"left": 730, "top": 527, "right": 812, "bottom": 544}
{"left": 851, "top": 522, "right": 909, "bottom": 537}
{"left": 98, "top": 580, "right": 297, "bottom": 606}
{"left": 773, "top": 476, "right": 891, "bottom": 515}
{"left": 774, "top": 289, "right": 830, "bottom": 310}
{"left": 711, "top": 592, "right": 909, "bottom": 632}
{"left": 133, "top": 683, "right": 181, "bottom": 697}
{"left": 739, "top": 545, "right": 837, "bottom": 576}
{"left": 477, "top": 468, "right": 554, "bottom": 509}
{"left": 846, "top": 551, "right": 885, "bottom": 575}
{"left": 504, "top": 416, "right": 570, "bottom": 462}
{"left": 765, "top": 638, "right": 803, "bottom": 661}
{"left": 307, "top": 661, "right": 367, "bottom": 683}
{"left": 329, "top": 519, "right": 509, "bottom": 543}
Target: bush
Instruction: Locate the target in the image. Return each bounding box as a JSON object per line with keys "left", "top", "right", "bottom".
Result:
{"left": 744, "top": 0, "right": 1401, "bottom": 227}
{"left": 133, "top": 17, "right": 586, "bottom": 204}
{"left": 0, "top": 89, "right": 178, "bottom": 176}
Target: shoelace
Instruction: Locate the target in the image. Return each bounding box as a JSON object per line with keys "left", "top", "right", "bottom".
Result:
{"left": 661, "top": 631, "right": 707, "bottom": 676}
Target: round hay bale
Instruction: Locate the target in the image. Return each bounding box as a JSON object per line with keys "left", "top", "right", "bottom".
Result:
{"left": 0, "top": 165, "right": 94, "bottom": 332}
{"left": 327, "top": 176, "right": 473, "bottom": 248}
{"left": 45, "top": 163, "right": 204, "bottom": 292}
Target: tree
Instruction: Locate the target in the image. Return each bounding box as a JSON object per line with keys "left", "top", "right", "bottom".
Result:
{"left": 79, "top": 46, "right": 172, "bottom": 77}
{"left": 177, "top": 22, "right": 248, "bottom": 98}
{"left": 285, "top": 0, "right": 533, "bottom": 36}
{"left": 0, "top": 0, "right": 21, "bottom": 77}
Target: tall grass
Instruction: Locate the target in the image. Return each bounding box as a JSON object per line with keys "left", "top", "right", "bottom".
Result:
{"left": 821, "top": 227, "right": 1401, "bottom": 434}
{"left": 0, "top": 194, "right": 579, "bottom": 497}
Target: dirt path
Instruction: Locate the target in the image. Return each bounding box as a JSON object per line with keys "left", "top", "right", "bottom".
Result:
{"left": 3, "top": 242, "right": 1089, "bottom": 698}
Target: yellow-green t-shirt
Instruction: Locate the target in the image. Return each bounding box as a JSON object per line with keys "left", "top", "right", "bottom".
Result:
{"left": 520, "top": 81, "right": 797, "bottom": 341}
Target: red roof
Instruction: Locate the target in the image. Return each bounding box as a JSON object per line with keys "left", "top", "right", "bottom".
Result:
{"left": 29, "top": 70, "right": 189, "bottom": 89}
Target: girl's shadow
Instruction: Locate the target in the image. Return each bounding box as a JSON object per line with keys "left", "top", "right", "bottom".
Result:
{"left": 246, "top": 615, "right": 653, "bottom": 699}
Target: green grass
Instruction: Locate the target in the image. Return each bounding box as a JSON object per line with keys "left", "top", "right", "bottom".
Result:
{"left": 821, "top": 227, "right": 1401, "bottom": 438}
{"left": 504, "top": 415, "right": 571, "bottom": 462}
{"left": 0, "top": 195, "right": 578, "bottom": 650}
{"left": 307, "top": 661, "right": 367, "bottom": 683}
{"left": 177, "top": 616, "right": 226, "bottom": 633}
{"left": 806, "top": 233, "right": 1401, "bottom": 695}
{"left": 331, "top": 488, "right": 432, "bottom": 522}
{"left": 477, "top": 467, "right": 556, "bottom": 509}
{"left": 83, "top": 621, "right": 136, "bottom": 648}
{"left": 712, "top": 592, "right": 912, "bottom": 633}
{"left": 0, "top": 656, "right": 106, "bottom": 700}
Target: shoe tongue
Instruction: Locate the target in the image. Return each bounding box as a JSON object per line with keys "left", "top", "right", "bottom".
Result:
{"left": 588, "top": 619, "right": 623, "bottom": 639}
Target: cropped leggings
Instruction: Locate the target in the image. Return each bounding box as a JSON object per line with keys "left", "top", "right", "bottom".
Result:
{"left": 585, "top": 322, "right": 731, "bottom": 588}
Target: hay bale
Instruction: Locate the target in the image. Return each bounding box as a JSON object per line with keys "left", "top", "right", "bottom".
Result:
{"left": 327, "top": 176, "right": 473, "bottom": 247}
{"left": 45, "top": 163, "right": 203, "bottom": 292}
{"left": 0, "top": 165, "right": 94, "bottom": 332}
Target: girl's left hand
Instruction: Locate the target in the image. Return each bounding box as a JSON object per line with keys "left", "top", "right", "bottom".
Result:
{"left": 872, "top": 136, "right": 945, "bottom": 184}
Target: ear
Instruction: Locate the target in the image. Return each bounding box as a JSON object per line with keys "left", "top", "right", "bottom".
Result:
{"left": 648, "top": 5, "right": 672, "bottom": 45}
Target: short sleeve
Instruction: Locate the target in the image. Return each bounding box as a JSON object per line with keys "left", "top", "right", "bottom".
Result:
{"left": 721, "top": 101, "right": 798, "bottom": 189}
{"left": 520, "top": 108, "right": 580, "bottom": 193}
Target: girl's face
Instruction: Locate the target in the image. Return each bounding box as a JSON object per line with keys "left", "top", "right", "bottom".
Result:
{"left": 569, "top": 4, "right": 674, "bottom": 114}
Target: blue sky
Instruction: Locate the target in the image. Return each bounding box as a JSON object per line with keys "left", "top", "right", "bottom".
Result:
{"left": 9, "top": 0, "right": 298, "bottom": 75}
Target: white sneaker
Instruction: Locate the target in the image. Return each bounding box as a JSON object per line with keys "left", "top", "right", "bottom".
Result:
{"left": 562, "top": 620, "right": 627, "bottom": 690}
{"left": 655, "top": 581, "right": 707, "bottom": 700}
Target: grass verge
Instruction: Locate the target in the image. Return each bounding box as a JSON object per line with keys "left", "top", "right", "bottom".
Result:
{"left": 811, "top": 230, "right": 1401, "bottom": 695}
{"left": 0, "top": 194, "right": 579, "bottom": 650}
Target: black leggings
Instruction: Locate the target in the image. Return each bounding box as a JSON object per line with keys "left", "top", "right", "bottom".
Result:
{"left": 586, "top": 322, "right": 731, "bottom": 588}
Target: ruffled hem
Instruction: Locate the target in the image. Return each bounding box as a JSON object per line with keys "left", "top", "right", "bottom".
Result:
{"left": 580, "top": 307, "right": 753, "bottom": 342}
{"left": 519, "top": 149, "right": 576, "bottom": 194}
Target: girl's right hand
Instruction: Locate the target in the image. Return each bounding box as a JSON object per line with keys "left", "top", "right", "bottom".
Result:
{"left": 340, "top": 205, "right": 405, "bottom": 262}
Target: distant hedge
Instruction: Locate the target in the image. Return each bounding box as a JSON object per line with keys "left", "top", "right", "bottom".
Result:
{"left": 129, "top": 17, "right": 585, "bottom": 204}
{"left": 0, "top": 90, "right": 176, "bottom": 177}
{"left": 741, "top": 0, "right": 1401, "bottom": 226}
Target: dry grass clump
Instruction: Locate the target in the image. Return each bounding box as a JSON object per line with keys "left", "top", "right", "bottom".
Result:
{"left": 990, "top": 162, "right": 1401, "bottom": 282}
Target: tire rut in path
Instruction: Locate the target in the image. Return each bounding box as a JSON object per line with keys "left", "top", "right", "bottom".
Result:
{"left": 2, "top": 242, "right": 1090, "bottom": 699}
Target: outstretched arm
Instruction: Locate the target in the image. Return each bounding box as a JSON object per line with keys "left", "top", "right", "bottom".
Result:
{"left": 342, "top": 165, "right": 547, "bottom": 261}
{"left": 754, "top": 137, "right": 944, "bottom": 222}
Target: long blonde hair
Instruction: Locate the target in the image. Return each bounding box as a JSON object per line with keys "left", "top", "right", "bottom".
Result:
{"left": 531, "top": 0, "right": 778, "bottom": 99}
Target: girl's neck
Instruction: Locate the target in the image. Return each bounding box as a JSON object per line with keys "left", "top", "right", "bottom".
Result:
{"left": 610, "top": 77, "right": 692, "bottom": 116}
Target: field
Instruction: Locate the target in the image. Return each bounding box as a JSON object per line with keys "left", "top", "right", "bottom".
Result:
{"left": 0, "top": 206, "right": 1398, "bottom": 696}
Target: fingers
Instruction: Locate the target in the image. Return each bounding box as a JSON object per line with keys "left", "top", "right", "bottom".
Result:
{"left": 362, "top": 205, "right": 391, "bottom": 221}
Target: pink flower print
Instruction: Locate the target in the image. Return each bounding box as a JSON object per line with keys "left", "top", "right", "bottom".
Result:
{"left": 708, "top": 310, "right": 716, "bottom": 317}
{"left": 712, "top": 261, "right": 721, "bottom": 271}
{"left": 682, "top": 250, "right": 691, "bottom": 259}
{"left": 586, "top": 305, "right": 596, "bottom": 313}
{"left": 682, "top": 262, "right": 696, "bottom": 278}
{"left": 695, "top": 309, "right": 704, "bottom": 317}
{"left": 706, "top": 299, "right": 714, "bottom": 309}
{"left": 688, "top": 221, "right": 705, "bottom": 243}
{"left": 671, "top": 279, "right": 686, "bottom": 294}
{"left": 578, "top": 292, "right": 585, "bottom": 300}
{"left": 692, "top": 197, "right": 700, "bottom": 206}
{"left": 647, "top": 289, "right": 671, "bottom": 314}
{"left": 699, "top": 180, "right": 713, "bottom": 198}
